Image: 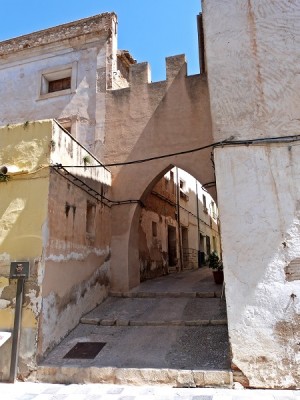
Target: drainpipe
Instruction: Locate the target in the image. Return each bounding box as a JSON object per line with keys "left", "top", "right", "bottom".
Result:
{"left": 176, "top": 167, "right": 184, "bottom": 271}
{"left": 196, "top": 178, "right": 201, "bottom": 267}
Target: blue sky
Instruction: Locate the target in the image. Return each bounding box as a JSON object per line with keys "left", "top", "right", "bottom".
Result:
{"left": 0, "top": 1, "right": 201, "bottom": 82}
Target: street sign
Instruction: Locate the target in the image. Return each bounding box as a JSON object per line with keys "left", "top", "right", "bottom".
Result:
{"left": 0, "top": 332, "right": 11, "bottom": 347}
{"left": 9, "top": 262, "right": 30, "bottom": 279}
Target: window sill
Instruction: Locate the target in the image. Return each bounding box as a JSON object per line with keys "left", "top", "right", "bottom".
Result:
{"left": 37, "top": 88, "right": 75, "bottom": 101}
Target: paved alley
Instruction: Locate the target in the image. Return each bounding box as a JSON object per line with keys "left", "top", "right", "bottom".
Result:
{"left": 33, "top": 268, "right": 231, "bottom": 387}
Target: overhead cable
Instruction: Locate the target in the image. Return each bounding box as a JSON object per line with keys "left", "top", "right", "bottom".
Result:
{"left": 54, "top": 134, "right": 300, "bottom": 169}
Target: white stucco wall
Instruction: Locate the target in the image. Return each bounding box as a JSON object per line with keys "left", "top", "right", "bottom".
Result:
{"left": 215, "top": 144, "right": 300, "bottom": 388}
{"left": 203, "top": 0, "right": 300, "bottom": 142}
{"left": 203, "top": 0, "right": 300, "bottom": 388}
{"left": 0, "top": 43, "right": 105, "bottom": 148}
{"left": 0, "top": 14, "right": 121, "bottom": 154}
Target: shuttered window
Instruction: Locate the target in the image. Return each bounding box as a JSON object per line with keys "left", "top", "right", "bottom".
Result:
{"left": 48, "top": 77, "right": 71, "bottom": 93}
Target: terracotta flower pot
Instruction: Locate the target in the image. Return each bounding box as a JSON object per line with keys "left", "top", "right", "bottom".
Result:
{"left": 212, "top": 270, "right": 224, "bottom": 285}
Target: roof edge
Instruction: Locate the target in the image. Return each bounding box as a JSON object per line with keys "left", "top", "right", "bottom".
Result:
{"left": 0, "top": 12, "right": 117, "bottom": 57}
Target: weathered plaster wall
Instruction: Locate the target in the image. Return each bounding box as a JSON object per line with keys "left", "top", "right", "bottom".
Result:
{"left": 0, "top": 121, "right": 51, "bottom": 380}
{"left": 203, "top": 0, "right": 300, "bottom": 141}
{"left": 139, "top": 176, "right": 178, "bottom": 280}
{"left": 139, "top": 210, "right": 177, "bottom": 280}
{"left": 104, "top": 55, "right": 214, "bottom": 291}
{"left": 0, "top": 14, "right": 118, "bottom": 152}
{"left": 0, "top": 120, "right": 112, "bottom": 378}
{"left": 203, "top": 0, "right": 300, "bottom": 388}
{"left": 40, "top": 121, "right": 112, "bottom": 357}
{"left": 215, "top": 144, "right": 300, "bottom": 388}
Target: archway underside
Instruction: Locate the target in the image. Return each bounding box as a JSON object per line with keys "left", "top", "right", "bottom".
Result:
{"left": 104, "top": 59, "right": 215, "bottom": 291}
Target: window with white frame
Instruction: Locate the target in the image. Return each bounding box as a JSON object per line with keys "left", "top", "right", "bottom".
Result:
{"left": 38, "top": 62, "right": 77, "bottom": 99}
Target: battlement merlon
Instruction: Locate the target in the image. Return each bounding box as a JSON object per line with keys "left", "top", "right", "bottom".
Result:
{"left": 129, "top": 54, "right": 187, "bottom": 86}
{"left": 166, "top": 54, "right": 187, "bottom": 81}
{"left": 129, "top": 62, "right": 151, "bottom": 85}
{"left": 127, "top": 54, "right": 187, "bottom": 86}
{"left": 0, "top": 13, "right": 117, "bottom": 57}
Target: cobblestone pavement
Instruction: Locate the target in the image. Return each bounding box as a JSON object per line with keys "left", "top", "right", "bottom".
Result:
{"left": 0, "top": 383, "right": 299, "bottom": 400}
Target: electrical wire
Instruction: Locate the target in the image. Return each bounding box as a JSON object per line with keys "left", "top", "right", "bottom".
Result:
{"left": 51, "top": 166, "right": 144, "bottom": 207}
{"left": 54, "top": 134, "right": 300, "bottom": 169}
{"left": 52, "top": 167, "right": 111, "bottom": 208}
{"left": 50, "top": 133, "right": 300, "bottom": 208}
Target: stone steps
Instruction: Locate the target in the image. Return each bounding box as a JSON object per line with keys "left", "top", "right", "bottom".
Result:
{"left": 109, "top": 290, "right": 222, "bottom": 298}
{"left": 34, "top": 366, "right": 233, "bottom": 388}
{"left": 35, "top": 270, "right": 230, "bottom": 388}
{"left": 80, "top": 295, "right": 226, "bottom": 326}
{"left": 80, "top": 317, "right": 227, "bottom": 326}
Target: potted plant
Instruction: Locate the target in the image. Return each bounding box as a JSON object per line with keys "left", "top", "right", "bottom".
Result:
{"left": 208, "top": 251, "right": 224, "bottom": 284}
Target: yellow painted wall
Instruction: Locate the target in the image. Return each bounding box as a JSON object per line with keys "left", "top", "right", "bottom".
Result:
{"left": 0, "top": 121, "right": 52, "bottom": 330}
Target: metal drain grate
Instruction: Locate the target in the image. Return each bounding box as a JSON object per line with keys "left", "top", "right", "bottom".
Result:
{"left": 63, "top": 342, "right": 106, "bottom": 359}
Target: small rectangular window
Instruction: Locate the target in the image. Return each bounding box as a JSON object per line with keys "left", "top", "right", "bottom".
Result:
{"left": 49, "top": 77, "right": 71, "bottom": 93}
{"left": 86, "top": 201, "right": 96, "bottom": 236}
{"left": 152, "top": 221, "right": 158, "bottom": 237}
{"left": 203, "top": 194, "right": 208, "bottom": 214}
{"left": 164, "top": 177, "right": 169, "bottom": 190}
{"left": 38, "top": 62, "right": 77, "bottom": 100}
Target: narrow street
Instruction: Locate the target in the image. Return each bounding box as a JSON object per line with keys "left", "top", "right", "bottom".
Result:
{"left": 34, "top": 268, "right": 230, "bottom": 387}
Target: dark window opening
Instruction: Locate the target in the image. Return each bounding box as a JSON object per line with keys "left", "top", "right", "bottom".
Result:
{"left": 168, "top": 225, "right": 177, "bottom": 266}
{"left": 49, "top": 77, "right": 71, "bottom": 93}
{"left": 86, "top": 201, "right": 96, "bottom": 235}
{"left": 152, "top": 221, "right": 158, "bottom": 237}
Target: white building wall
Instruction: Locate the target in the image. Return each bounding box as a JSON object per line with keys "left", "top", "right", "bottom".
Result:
{"left": 0, "top": 14, "right": 121, "bottom": 156}
{"left": 203, "top": 0, "right": 300, "bottom": 388}
{"left": 0, "top": 44, "right": 105, "bottom": 149}
{"left": 173, "top": 168, "right": 221, "bottom": 267}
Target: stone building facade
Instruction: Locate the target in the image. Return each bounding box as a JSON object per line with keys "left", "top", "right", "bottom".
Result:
{"left": 0, "top": 1, "right": 299, "bottom": 389}
{"left": 0, "top": 120, "right": 111, "bottom": 379}
{"left": 0, "top": 12, "right": 214, "bottom": 381}
{"left": 0, "top": 13, "right": 135, "bottom": 154}
{"left": 139, "top": 167, "right": 221, "bottom": 280}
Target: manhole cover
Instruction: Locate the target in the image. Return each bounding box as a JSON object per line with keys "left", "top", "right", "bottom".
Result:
{"left": 63, "top": 342, "right": 106, "bottom": 359}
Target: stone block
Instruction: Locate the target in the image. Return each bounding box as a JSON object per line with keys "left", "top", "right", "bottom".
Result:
{"left": 100, "top": 319, "right": 116, "bottom": 326}
{"left": 203, "top": 370, "right": 233, "bottom": 387}
{"left": 116, "top": 319, "right": 129, "bottom": 326}
{"left": 176, "top": 369, "right": 196, "bottom": 388}
{"left": 80, "top": 317, "right": 100, "bottom": 325}
{"left": 193, "top": 370, "right": 205, "bottom": 387}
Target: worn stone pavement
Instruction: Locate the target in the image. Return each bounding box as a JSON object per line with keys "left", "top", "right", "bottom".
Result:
{"left": 34, "top": 268, "right": 231, "bottom": 386}
{"left": 0, "top": 382, "right": 299, "bottom": 400}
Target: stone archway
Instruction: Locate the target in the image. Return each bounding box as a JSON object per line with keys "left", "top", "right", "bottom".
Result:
{"left": 104, "top": 55, "right": 215, "bottom": 291}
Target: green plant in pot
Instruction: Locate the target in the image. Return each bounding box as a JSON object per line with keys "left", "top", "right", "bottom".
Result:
{"left": 208, "top": 251, "right": 224, "bottom": 284}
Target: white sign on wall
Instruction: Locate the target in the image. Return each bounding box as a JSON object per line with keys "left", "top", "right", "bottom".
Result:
{"left": 0, "top": 332, "right": 11, "bottom": 347}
